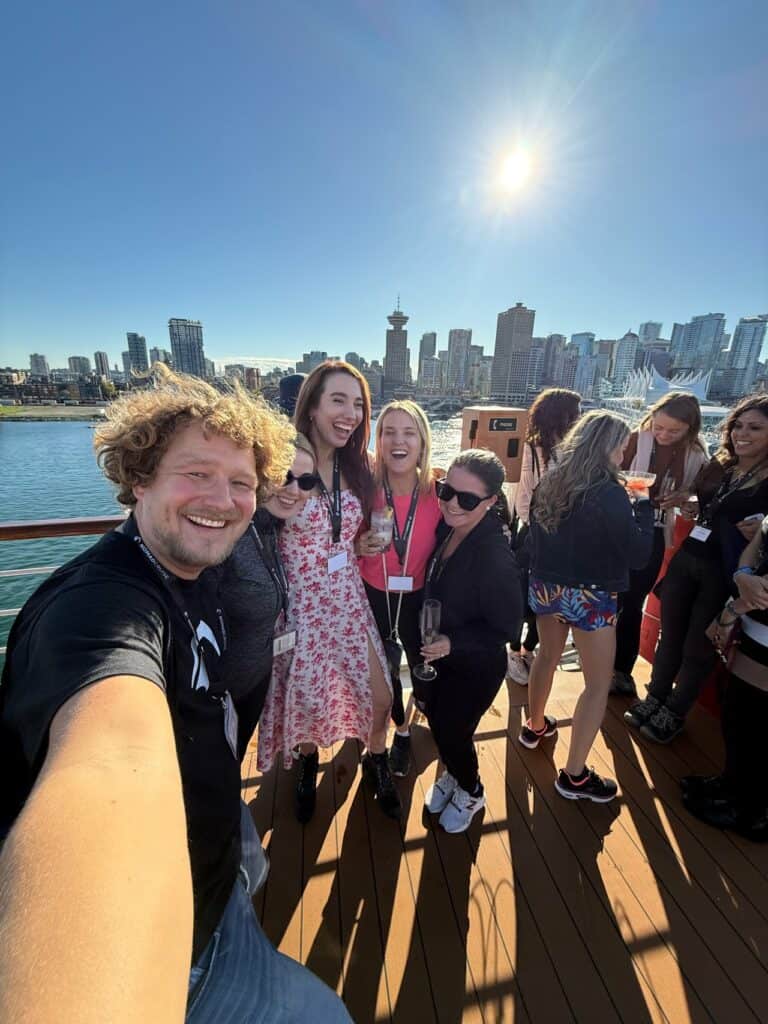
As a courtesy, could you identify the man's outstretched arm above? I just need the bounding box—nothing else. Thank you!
[0,675,193,1024]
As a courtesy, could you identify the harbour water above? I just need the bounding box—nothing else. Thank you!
[0,416,464,650]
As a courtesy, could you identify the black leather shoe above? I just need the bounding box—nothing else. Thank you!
[295,750,319,824]
[362,752,402,819]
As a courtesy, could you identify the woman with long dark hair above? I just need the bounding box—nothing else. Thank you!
[626,394,768,743]
[508,387,581,685]
[421,450,522,833]
[521,412,653,802]
[611,392,709,696]
[257,362,399,821]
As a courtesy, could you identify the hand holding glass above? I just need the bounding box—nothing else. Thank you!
[370,507,395,551]
[413,599,442,683]
[624,470,655,500]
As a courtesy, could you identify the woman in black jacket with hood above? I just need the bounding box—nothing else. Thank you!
[420,449,523,834]
[521,412,654,803]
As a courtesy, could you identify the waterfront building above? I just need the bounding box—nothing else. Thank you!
[121,351,132,378]
[670,313,726,373]
[446,329,472,392]
[419,356,442,392]
[728,315,767,394]
[296,351,331,373]
[490,302,536,402]
[574,354,598,399]
[126,333,149,374]
[94,351,111,379]
[639,321,663,344]
[542,334,566,383]
[168,318,206,378]
[67,356,91,376]
[417,332,437,386]
[345,352,364,370]
[204,358,215,380]
[29,353,50,378]
[612,331,639,394]
[552,345,580,391]
[383,304,410,395]
[244,367,260,391]
[149,346,172,367]
[570,332,595,358]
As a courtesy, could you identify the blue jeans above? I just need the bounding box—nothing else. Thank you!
[186,804,352,1023]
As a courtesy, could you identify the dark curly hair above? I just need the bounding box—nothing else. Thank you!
[525,388,582,467]
[695,393,768,499]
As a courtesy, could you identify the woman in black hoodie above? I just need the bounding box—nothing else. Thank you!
[521,412,653,803]
[420,449,523,834]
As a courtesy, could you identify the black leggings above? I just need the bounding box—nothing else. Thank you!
[614,528,666,674]
[723,673,768,814]
[648,548,729,718]
[364,582,423,727]
[425,651,506,793]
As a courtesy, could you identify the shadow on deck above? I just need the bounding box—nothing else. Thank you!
[241,662,768,1024]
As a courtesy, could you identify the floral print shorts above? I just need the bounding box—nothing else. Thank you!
[529,577,618,631]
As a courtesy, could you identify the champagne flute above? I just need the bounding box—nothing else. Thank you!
[412,599,442,684]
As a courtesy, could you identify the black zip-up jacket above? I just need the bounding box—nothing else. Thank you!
[426,513,523,660]
[529,479,654,593]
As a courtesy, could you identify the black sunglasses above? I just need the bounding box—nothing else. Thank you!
[285,470,320,491]
[435,479,493,511]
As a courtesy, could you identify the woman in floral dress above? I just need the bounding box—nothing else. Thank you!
[257,361,400,822]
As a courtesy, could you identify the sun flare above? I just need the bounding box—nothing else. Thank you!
[498,149,534,193]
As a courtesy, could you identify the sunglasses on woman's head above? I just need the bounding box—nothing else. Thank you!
[284,470,320,491]
[435,479,492,511]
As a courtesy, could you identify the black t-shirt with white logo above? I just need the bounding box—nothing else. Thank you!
[0,522,242,962]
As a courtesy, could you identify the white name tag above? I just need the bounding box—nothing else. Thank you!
[222,691,239,760]
[327,551,348,574]
[387,575,414,592]
[273,630,297,656]
[690,525,712,542]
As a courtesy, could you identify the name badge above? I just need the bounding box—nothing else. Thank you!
[690,525,712,542]
[327,551,348,574]
[388,575,414,592]
[222,691,239,760]
[273,630,297,656]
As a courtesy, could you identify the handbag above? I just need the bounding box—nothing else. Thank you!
[705,599,742,665]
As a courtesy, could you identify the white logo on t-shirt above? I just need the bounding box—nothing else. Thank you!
[190,619,221,691]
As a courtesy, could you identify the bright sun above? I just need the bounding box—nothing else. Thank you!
[498,149,533,193]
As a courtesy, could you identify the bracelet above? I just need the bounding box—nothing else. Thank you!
[733,566,755,579]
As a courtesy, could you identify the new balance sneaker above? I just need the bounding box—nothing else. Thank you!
[609,670,638,697]
[439,784,486,833]
[518,714,558,749]
[555,767,618,803]
[362,752,402,820]
[424,770,458,813]
[640,705,684,744]
[623,694,662,729]
[388,732,412,777]
[507,651,531,686]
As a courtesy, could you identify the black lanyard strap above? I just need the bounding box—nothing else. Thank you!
[702,460,768,525]
[250,522,289,609]
[383,479,420,567]
[317,452,343,544]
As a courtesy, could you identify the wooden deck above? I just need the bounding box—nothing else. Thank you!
[241,660,768,1024]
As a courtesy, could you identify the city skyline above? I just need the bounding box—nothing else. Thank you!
[1,2,766,369]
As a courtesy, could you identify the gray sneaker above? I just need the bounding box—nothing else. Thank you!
[640,705,684,744]
[610,671,638,697]
[624,694,662,729]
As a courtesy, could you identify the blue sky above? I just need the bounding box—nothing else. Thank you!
[1,0,766,371]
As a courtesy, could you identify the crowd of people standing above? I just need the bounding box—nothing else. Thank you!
[1,361,766,1023]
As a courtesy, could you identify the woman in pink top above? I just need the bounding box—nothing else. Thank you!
[358,400,442,777]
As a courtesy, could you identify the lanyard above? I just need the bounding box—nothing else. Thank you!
[383,479,420,567]
[701,460,768,526]
[250,521,289,610]
[382,509,417,642]
[317,452,343,544]
[425,529,454,595]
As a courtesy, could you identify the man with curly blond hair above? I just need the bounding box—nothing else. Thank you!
[0,367,352,1024]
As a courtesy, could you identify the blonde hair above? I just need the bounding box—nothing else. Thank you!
[373,400,433,496]
[94,363,296,506]
[532,411,630,533]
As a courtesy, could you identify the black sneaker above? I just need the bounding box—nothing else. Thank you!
[681,774,727,801]
[362,752,402,820]
[610,671,638,697]
[388,733,411,777]
[555,767,618,803]
[623,694,662,729]
[295,750,319,824]
[518,714,558,749]
[640,705,684,744]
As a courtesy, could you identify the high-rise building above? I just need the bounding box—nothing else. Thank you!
[126,333,149,373]
[639,321,662,344]
[574,354,598,399]
[490,302,536,401]
[446,329,472,392]
[204,358,216,379]
[419,356,442,391]
[552,345,580,390]
[168,318,206,378]
[542,334,566,383]
[345,352,363,370]
[417,332,437,385]
[29,353,50,377]
[670,313,726,372]
[296,351,330,373]
[570,332,595,357]
[94,351,111,378]
[383,304,410,393]
[723,315,768,397]
[612,331,639,394]
[122,351,132,377]
[149,347,172,366]
[68,356,92,376]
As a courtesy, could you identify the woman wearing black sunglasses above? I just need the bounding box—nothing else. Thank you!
[421,450,523,834]
[217,434,317,759]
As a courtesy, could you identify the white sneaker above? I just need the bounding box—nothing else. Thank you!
[507,651,530,686]
[439,785,486,834]
[424,771,458,813]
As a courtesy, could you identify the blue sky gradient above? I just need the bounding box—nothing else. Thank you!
[1,0,766,369]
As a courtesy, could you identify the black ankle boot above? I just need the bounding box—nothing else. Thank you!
[295,750,319,824]
[363,752,402,820]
